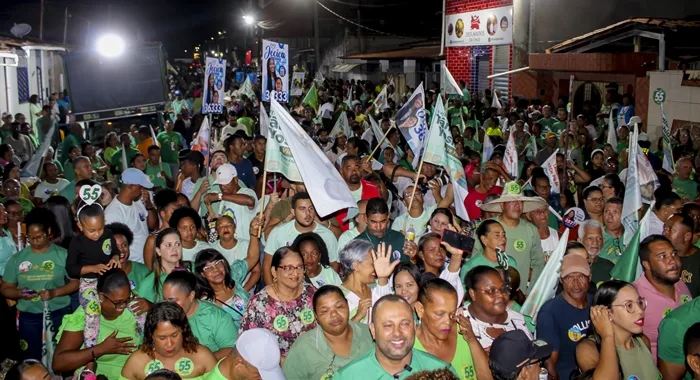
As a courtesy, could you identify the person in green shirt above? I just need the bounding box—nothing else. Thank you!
[62,145,81,182]
[163,271,238,360]
[53,269,141,378]
[2,208,78,360]
[204,328,286,380]
[659,297,700,380]
[137,228,189,303]
[120,301,217,380]
[236,109,254,137]
[461,220,518,286]
[354,198,408,263]
[105,222,150,292]
[673,157,699,202]
[684,323,700,380]
[550,108,569,136]
[283,285,374,379]
[601,198,625,264]
[0,112,13,141]
[577,220,615,287]
[538,105,556,132]
[110,133,141,175]
[157,120,184,180]
[145,145,172,189]
[333,294,456,379]
[60,123,86,164]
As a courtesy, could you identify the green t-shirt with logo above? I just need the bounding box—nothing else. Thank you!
[551,121,568,135]
[460,253,518,289]
[414,331,476,380]
[157,131,183,164]
[600,230,624,264]
[332,347,456,379]
[126,262,151,292]
[673,178,699,201]
[145,162,172,189]
[189,300,238,353]
[3,244,71,313]
[57,306,142,380]
[136,271,167,303]
[110,146,142,173]
[658,297,700,380]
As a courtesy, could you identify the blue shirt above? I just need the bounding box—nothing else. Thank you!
[231,158,256,189]
[536,294,592,379]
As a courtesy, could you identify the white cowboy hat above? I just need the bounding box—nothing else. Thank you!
[479,181,548,213]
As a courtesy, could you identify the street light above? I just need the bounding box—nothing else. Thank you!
[243,15,254,25]
[96,34,125,57]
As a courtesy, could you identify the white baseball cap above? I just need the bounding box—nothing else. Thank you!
[213,163,238,185]
[236,329,285,380]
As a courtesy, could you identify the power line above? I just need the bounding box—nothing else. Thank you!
[316,0,416,38]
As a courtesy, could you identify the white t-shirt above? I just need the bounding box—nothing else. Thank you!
[264,220,339,262]
[212,239,250,264]
[182,240,212,262]
[181,178,195,200]
[540,227,560,262]
[104,198,149,263]
[34,179,70,201]
[463,307,533,351]
[212,187,258,241]
[391,204,437,237]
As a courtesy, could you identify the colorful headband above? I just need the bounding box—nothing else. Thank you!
[77,184,104,217]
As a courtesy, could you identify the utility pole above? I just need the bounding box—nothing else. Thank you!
[63,8,69,45]
[313,1,320,72]
[39,0,45,40]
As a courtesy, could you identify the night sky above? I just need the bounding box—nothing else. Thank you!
[1,0,441,57]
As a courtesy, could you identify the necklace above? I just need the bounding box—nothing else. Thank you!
[273,283,300,302]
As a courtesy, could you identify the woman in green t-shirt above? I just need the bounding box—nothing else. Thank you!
[120,302,217,380]
[1,208,78,360]
[414,279,489,380]
[53,269,140,379]
[137,228,188,303]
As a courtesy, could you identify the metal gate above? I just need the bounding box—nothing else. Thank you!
[491,45,510,100]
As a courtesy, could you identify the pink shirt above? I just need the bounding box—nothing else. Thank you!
[633,274,692,361]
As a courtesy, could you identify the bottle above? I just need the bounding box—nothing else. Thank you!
[406,226,416,242]
[539,368,549,380]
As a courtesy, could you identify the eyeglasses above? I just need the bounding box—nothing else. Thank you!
[586,197,604,203]
[611,297,647,314]
[27,234,47,242]
[102,292,134,308]
[474,285,511,297]
[203,259,225,273]
[277,265,306,274]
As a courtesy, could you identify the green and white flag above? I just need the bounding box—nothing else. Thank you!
[660,103,675,174]
[611,201,654,282]
[267,102,302,182]
[330,111,351,139]
[423,99,469,220]
[606,108,617,152]
[503,129,518,179]
[272,99,357,218]
[345,86,354,110]
[521,228,571,321]
[24,124,56,176]
[241,76,256,99]
[621,122,641,246]
[260,104,269,138]
[527,134,537,161]
[302,83,319,112]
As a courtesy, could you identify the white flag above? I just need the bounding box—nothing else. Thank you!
[24,124,56,176]
[503,130,518,179]
[492,92,503,109]
[660,103,675,174]
[370,115,391,152]
[389,76,395,88]
[241,76,256,99]
[149,125,160,147]
[636,143,660,205]
[329,112,351,139]
[345,86,353,110]
[541,149,561,194]
[482,133,494,162]
[396,82,428,168]
[606,108,617,152]
[260,105,269,138]
[272,99,358,218]
[373,85,389,112]
[622,123,641,246]
[361,127,374,147]
[441,64,461,96]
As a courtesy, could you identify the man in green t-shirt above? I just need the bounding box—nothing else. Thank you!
[673,157,699,202]
[145,145,172,189]
[157,120,184,179]
[550,108,569,136]
[354,198,408,264]
[110,133,141,174]
[205,328,285,380]
[333,295,456,379]
[538,105,557,132]
[658,297,700,380]
[578,220,615,286]
[601,198,625,264]
[60,123,86,164]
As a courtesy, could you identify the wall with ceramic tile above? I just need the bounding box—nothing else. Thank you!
[647,70,700,150]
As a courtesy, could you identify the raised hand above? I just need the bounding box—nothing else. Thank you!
[372,242,400,279]
[590,305,614,339]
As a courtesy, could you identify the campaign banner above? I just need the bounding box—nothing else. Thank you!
[202,57,226,114]
[445,6,513,47]
[262,40,289,103]
[395,82,427,168]
[291,72,305,96]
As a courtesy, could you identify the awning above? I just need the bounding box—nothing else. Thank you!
[332,63,361,73]
[340,45,443,60]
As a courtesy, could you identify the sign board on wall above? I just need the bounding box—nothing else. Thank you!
[445,6,513,47]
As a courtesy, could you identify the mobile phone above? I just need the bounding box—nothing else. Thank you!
[22,289,37,295]
[442,230,475,253]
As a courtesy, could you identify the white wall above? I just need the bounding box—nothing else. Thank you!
[0,48,64,117]
[647,70,700,146]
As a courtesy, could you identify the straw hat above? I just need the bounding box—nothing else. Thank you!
[479,181,548,213]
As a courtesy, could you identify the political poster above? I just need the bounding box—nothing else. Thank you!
[291,72,305,96]
[445,6,513,46]
[262,40,289,103]
[202,57,226,114]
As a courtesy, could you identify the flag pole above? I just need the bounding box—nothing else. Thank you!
[258,167,268,236]
[403,156,425,232]
[366,125,395,161]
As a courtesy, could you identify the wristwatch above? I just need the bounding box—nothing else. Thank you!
[218,193,223,201]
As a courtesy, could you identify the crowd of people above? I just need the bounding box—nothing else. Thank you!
[0,72,699,380]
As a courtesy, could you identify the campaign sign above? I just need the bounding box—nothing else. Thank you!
[261,40,289,103]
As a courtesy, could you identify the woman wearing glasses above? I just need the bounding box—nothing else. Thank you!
[575,280,660,379]
[194,218,261,331]
[239,246,317,357]
[1,208,78,361]
[120,301,217,380]
[162,270,237,360]
[282,285,374,379]
[53,269,139,379]
[462,266,532,351]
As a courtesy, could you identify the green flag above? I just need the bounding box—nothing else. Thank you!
[302,83,319,112]
[610,223,641,282]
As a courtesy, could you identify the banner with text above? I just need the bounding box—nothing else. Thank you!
[262,40,289,103]
[202,57,226,114]
[445,6,513,47]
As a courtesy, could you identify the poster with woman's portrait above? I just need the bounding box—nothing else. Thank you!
[262,40,289,103]
[202,57,226,114]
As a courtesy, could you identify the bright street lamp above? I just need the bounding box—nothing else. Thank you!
[96,34,125,57]
[243,15,254,25]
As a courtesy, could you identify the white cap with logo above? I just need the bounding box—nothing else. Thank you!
[236,329,285,380]
[213,163,238,185]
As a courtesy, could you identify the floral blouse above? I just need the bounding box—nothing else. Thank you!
[239,283,317,355]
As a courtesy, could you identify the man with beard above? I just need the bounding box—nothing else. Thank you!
[600,197,625,263]
[334,155,380,232]
[263,192,339,284]
[537,254,592,380]
[333,295,456,379]
[355,198,409,264]
[315,128,332,152]
[633,235,692,361]
[664,213,700,298]
[577,219,615,286]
